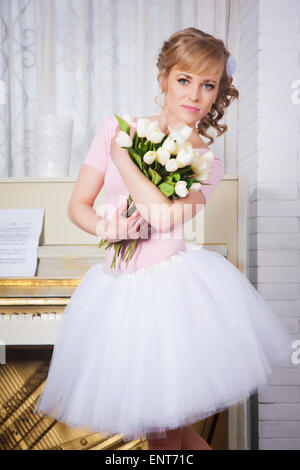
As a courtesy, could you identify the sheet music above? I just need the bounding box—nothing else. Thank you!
[0,209,44,277]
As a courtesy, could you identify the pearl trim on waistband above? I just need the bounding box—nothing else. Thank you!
[101,244,203,278]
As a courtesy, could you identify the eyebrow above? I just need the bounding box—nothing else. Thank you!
[176,73,217,84]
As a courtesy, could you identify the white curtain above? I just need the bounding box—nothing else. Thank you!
[0,0,239,177]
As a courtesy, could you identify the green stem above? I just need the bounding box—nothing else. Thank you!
[125,239,137,268]
[122,240,133,261]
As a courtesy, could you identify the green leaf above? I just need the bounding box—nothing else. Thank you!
[158,181,175,197]
[165,175,173,182]
[146,141,151,152]
[181,165,194,176]
[186,178,194,189]
[171,172,180,182]
[160,134,169,146]
[132,130,138,148]
[148,168,162,185]
[128,149,143,170]
[114,114,130,134]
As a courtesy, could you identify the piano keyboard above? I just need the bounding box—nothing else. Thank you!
[0,311,64,346]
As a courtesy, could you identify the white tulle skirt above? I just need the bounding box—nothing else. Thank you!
[33,244,292,442]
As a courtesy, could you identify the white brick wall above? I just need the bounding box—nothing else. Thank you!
[238,0,300,450]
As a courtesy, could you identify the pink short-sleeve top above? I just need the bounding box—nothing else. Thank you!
[83,114,225,273]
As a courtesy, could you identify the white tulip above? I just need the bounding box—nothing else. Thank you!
[156,147,170,165]
[175,180,189,197]
[178,124,193,140]
[162,137,177,154]
[176,148,193,168]
[189,182,202,192]
[192,149,201,159]
[191,159,209,174]
[184,141,192,152]
[200,150,214,162]
[167,124,193,140]
[147,128,165,144]
[190,151,211,172]
[199,159,210,171]
[196,171,210,181]
[115,130,133,148]
[174,136,186,154]
[190,160,200,173]
[168,129,181,140]
[165,158,178,172]
[120,113,134,126]
[168,130,186,153]
[178,126,192,141]
[193,172,204,182]
[143,150,157,165]
[145,120,159,138]
[137,118,151,138]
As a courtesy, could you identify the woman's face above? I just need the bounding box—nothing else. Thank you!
[161,66,223,128]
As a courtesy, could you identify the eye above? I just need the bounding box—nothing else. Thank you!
[178,78,189,85]
[204,83,215,90]
[177,79,215,90]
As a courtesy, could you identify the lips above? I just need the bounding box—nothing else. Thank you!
[181,105,200,111]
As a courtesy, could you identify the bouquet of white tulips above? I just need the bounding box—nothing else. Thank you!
[99,113,213,269]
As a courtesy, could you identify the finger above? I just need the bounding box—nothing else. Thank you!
[116,200,128,218]
[129,216,143,230]
[128,217,142,234]
[128,226,139,239]
[130,211,141,220]
[129,216,140,228]
[139,220,149,239]
[130,208,142,218]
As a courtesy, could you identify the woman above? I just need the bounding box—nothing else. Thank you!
[34,28,292,451]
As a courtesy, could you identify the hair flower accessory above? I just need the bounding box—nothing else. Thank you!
[226,54,236,76]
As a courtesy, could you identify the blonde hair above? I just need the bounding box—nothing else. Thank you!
[155,27,239,145]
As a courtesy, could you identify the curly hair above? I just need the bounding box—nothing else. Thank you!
[155,27,239,145]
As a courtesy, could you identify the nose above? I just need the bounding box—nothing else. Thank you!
[188,84,202,104]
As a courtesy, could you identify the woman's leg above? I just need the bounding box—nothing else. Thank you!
[147,427,184,450]
[180,426,213,450]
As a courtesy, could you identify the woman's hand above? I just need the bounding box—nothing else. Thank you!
[104,201,148,243]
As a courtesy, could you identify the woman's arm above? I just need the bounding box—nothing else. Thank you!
[169,156,225,230]
[67,163,145,241]
[67,116,112,237]
[67,164,108,237]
